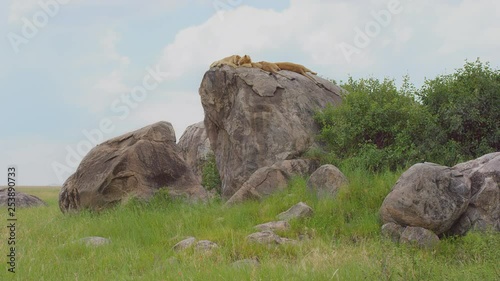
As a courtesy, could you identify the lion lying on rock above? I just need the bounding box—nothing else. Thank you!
[210,55,241,68]
[274,62,317,83]
[209,54,318,83]
[250,61,293,80]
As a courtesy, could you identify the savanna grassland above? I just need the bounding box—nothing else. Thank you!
[1,59,498,280]
[1,169,499,281]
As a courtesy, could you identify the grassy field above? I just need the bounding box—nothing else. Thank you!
[1,170,499,281]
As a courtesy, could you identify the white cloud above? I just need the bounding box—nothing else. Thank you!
[92,70,129,97]
[435,0,500,56]
[90,29,131,105]
[75,28,131,112]
[100,29,130,66]
[156,0,419,79]
[157,6,289,79]
[128,91,205,140]
[155,0,500,78]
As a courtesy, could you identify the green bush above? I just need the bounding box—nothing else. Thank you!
[316,59,500,170]
[419,59,500,163]
[201,152,222,194]
[315,76,440,171]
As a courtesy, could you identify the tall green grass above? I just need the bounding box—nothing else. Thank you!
[1,170,499,281]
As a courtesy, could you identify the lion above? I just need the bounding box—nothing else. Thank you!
[210,55,242,68]
[251,61,293,80]
[238,55,253,67]
[252,61,280,73]
[274,62,317,83]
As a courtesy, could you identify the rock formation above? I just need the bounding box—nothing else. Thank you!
[380,152,500,237]
[178,121,212,182]
[379,163,470,235]
[448,152,500,235]
[199,65,343,198]
[59,121,207,213]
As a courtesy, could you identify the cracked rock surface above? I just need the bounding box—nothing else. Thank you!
[200,66,343,199]
[380,153,500,236]
[380,163,470,235]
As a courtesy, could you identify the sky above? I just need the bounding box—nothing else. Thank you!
[1,0,499,186]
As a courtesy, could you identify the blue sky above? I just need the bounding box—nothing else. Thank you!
[1,0,499,186]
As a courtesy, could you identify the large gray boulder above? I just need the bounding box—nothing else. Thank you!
[379,163,470,235]
[448,152,500,235]
[178,121,212,182]
[226,159,318,205]
[59,121,208,212]
[200,66,343,198]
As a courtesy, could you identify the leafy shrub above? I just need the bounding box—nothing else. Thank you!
[315,59,500,169]
[315,76,440,171]
[419,59,500,163]
[201,152,222,194]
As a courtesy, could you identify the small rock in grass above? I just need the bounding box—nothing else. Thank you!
[381,222,405,242]
[254,221,290,232]
[78,236,111,247]
[232,258,260,268]
[277,202,313,221]
[279,237,298,245]
[247,231,282,245]
[306,164,348,198]
[400,226,440,249]
[195,240,219,252]
[173,237,196,251]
